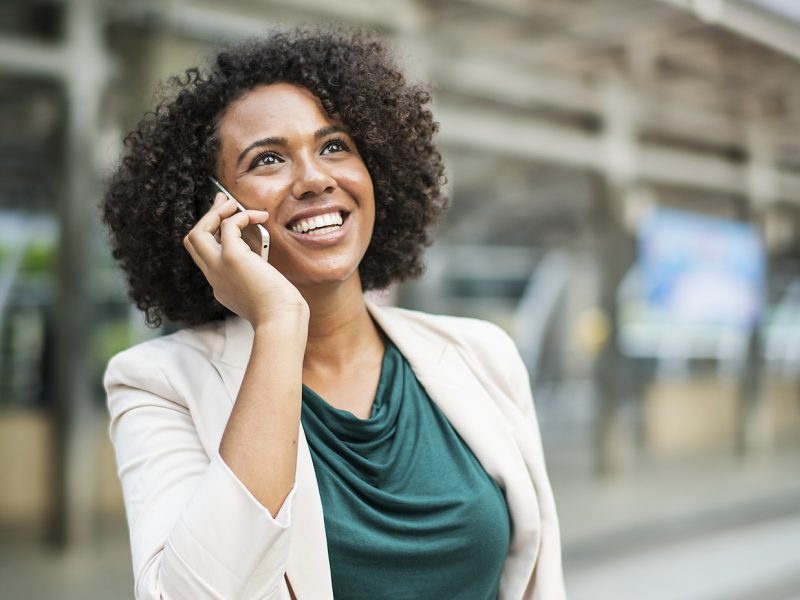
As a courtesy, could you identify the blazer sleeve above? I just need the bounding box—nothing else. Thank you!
[104,344,296,600]
[500,331,566,600]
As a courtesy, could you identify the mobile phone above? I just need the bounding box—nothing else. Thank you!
[208,176,270,262]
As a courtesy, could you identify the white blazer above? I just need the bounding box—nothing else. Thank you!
[104,299,565,599]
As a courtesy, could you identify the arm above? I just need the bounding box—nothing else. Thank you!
[106,335,300,600]
[220,313,308,517]
[108,195,311,599]
[500,331,566,600]
[185,191,312,517]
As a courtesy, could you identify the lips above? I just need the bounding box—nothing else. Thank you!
[284,208,353,248]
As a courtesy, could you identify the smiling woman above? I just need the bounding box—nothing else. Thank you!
[101,28,565,600]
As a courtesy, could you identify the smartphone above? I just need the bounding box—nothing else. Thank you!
[208,176,270,262]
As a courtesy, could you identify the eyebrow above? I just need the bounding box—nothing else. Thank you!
[236,125,349,168]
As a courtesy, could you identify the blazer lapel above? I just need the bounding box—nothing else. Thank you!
[367,301,541,599]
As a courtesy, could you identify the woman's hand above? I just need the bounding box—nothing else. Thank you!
[183,192,309,327]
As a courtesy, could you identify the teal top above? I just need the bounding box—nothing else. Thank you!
[300,336,511,600]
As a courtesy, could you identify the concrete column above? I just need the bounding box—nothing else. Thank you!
[593,72,639,476]
[737,118,777,456]
[50,0,110,548]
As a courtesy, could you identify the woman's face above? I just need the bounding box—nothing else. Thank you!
[214,83,375,290]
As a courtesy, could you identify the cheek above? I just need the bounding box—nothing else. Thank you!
[251,181,286,212]
[342,160,374,195]
[354,174,376,219]
[360,167,375,198]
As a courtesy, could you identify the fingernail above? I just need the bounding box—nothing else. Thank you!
[213,192,225,205]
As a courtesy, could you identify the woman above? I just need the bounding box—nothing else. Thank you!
[102,28,564,600]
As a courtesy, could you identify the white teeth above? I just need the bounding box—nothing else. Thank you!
[308,224,341,235]
[291,211,344,233]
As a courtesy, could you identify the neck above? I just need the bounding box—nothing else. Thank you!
[298,279,383,375]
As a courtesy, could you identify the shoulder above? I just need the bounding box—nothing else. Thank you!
[378,304,523,375]
[377,303,534,419]
[103,319,227,400]
[379,304,515,344]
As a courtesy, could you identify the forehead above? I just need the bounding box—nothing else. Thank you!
[216,83,333,145]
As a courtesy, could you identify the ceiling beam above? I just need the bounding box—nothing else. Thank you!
[0,36,66,78]
[431,57,596,113]
[437,102,800,202]
[116,0,431,39]
[431,54,796,150]
[437,103,601,170]
[656,0,800,61]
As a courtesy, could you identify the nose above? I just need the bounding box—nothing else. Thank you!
[291,155,337,200]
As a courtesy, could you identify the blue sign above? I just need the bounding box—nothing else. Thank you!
[638,208,765,329]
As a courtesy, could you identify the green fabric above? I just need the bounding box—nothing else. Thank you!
[301,337,511,600]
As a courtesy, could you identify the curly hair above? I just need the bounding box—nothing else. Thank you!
[102,28,447,327]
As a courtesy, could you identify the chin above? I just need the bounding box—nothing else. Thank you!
[290,263,362,289]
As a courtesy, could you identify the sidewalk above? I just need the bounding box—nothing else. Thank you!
[2,446,798,600]
[551,446,800,599]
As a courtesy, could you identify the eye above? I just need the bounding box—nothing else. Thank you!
[321,138,350,155]
[250,151,283,170]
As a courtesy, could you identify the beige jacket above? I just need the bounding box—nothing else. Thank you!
[104,299,565,599]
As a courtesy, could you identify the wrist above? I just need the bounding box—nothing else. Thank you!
[252,303,310,334]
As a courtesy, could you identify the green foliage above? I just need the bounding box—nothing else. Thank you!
[0,240,56,274]
[92,319,133,366]
[21,241,56,273]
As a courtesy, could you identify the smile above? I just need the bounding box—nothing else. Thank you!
[285,211,352,247]
[289,210,346,234]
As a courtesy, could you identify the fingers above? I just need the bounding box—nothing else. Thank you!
[183,193,233,270]
[185,195,243,255]
[220,209,269,239]
[220,210,269,255]
[183,235,210,275]
[196,193,239,234]
[186,203,269,269]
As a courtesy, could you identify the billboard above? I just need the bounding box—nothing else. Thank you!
[638,207,765,330]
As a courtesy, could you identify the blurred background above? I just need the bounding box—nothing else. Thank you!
[2,0,800,598]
